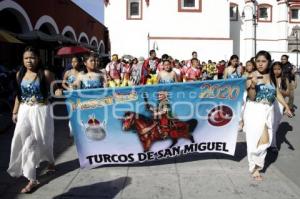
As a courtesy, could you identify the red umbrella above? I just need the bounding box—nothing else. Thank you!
[57,46,90,56]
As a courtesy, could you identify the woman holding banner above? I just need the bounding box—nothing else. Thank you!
[74,52,107,89]
[223,55,242,79]
[244,51,293,181]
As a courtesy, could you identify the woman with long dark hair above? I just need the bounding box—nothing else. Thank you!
[74,52,107,89]
[62,56,80,90]
[244,51,293,181]
[270,61,290,150]
[223,55,242,79]
[7,47,57,193]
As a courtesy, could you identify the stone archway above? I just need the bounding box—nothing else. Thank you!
[35,15,59,35]
[78,32,89,44]
[62,26,77,41]
[99,41,105,54]
[0,0,33,33]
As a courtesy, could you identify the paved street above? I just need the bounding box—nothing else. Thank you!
[0,78,299,199]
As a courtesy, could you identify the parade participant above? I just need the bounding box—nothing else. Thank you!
[181,60,186,67]
[239,60,256,132]
[121,57,131,87]
[156,54,169,73]
[192,51,198,59]
[144,50,160,85]
[173,59,184,82]
[206,60,218,80]
[105,54,121,87]
[281,55,297,112]
[244,51,293,181]
[217,60,226,79]
[75,52,107,89]
[186,51,198,68]
[201,62,208,80]
[146,50,160,73]
[62,56,80,90]
[243,60,256,78]
[129,57,143,86]
[95,55,101,71]
[62,56,81,141]
[223,55,242,79]
[270,61,290,150]
[185,58,201,82]
[157,60,177,84]
[7,47,58,193]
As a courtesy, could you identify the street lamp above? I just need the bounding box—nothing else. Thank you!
[242,0,257,56]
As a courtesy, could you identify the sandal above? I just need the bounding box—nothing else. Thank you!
[252,174,263,181]
[21,181,40,193]
[251,168,263,181]
[251,171,263,181]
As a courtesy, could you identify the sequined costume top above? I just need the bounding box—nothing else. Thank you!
[66,75,76,85]
[227,70,241,79]
[159,75,175,84]
[255,83,276,104]
[20,79,45,104]
[81,79,103,89]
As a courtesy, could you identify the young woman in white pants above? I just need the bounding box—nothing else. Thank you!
[244,51,293,181]
[7,47,58,193]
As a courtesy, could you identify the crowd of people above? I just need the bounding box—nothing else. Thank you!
[6,46,298,193]
[61,50,297,113]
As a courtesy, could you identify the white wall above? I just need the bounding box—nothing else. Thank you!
[104,0,300,62]
[149,39,233,62]
[237,0,291,62]
[104,0,232,60]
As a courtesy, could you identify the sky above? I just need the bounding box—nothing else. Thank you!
[72,0,104,23]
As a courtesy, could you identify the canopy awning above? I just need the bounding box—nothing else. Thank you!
[55,34,77,45]
[0,30,24,44]
[16,30,77,45]
[17,30,57,42]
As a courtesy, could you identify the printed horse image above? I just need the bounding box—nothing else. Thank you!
[121,111,198,152]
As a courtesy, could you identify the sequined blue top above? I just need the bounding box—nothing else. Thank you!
[255,83,276,104]
[227,71,241,79]
[159,75,175,84]
[159,79,175,84]
[67,75,76,85]
[81,79,103,89]
[20,80,45,103]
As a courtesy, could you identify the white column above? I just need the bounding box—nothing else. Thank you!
[277,0,289,52]
[242,1,255,61]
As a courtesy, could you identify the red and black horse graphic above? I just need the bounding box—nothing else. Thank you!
[121,111,198,152]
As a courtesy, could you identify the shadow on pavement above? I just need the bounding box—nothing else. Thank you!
[52,176,131,199]
[0,101,77,198]
[37,159,79,188]
[277,122,294,151]
[262,122,294,173]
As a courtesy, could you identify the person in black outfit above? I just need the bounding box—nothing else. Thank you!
[281,55,297,112]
